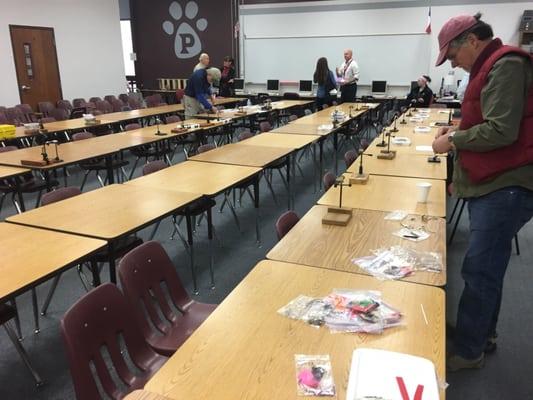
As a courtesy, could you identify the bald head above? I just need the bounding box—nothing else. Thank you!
[199,53,210,67]
[343,49,353,62]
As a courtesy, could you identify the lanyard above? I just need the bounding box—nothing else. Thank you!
[343,59,353,78]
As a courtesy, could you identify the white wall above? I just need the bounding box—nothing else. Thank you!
[0,0,126,107]
[240,1,529,96]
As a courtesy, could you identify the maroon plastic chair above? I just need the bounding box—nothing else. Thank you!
[104,95,117,103]
[238,129,254,141]
[118,93,129,103]
[37,101,55,117]
[175,89,185,103]
[1,304,43,386]
[288,114,298,122]
[259,121,272,133]
[72,98,86,108]
[72,131,95,141]
[50,108,69,121]
[275,210,300,240]
[125,123,141,131]
[142,160,168,176]
[110,98,125,112]
[61,283,167,400]
[5,107,25,126]
[128,98,142,110]
[344,149,358,168]
[165,115,181,124]
[0,112,8,125]
[323,172,336,191]
[95,100,113,114]
[145,95,158,108]
[40,117,56,123]
[41,186,81,206]
[56,99,73,115]
[197,143,215,153]
[118,241,217,356]
[88,96,102,103]
[16,104,37,122]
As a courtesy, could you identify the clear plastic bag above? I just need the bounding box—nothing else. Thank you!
[278,296,333,327]
[392,227,430,242]
[295,354,336,396]
[277,295,315,320]
[384,210,408,220]
[323,290,402,334]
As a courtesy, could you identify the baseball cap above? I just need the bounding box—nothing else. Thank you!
[435,15,477,66]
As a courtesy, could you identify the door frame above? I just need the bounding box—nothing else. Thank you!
[9,24,63,105]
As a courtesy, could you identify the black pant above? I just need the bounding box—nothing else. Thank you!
[340,83,357,103]
[316,95,333,109]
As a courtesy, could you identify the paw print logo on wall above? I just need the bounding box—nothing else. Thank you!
[162,1,208,59]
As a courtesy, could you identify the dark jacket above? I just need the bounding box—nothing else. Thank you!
[219,66,236,97]
[406,85,433,107]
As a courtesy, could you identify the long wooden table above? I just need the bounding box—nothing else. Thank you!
[189,143,292,168]
[347,150,447,180]
[318,174,446,218]
[144,260,445,399]
[7,184,200,283]
[267,205,446,286]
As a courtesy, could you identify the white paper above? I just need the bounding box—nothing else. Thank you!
[346,348,440,400]
[416,145,434,152]
[414,126,431,133]
[391,137,411,146]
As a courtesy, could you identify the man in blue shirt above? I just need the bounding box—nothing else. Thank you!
[183,67,221,118]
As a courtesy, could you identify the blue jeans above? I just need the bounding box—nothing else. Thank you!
[455,186,533,359]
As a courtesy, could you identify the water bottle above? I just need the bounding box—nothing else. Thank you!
[246,98,252,107]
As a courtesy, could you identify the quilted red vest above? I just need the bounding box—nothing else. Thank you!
[459,38,533,183]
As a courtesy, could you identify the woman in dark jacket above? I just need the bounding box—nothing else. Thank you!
[219,56,236,97]
[406,75,434,107]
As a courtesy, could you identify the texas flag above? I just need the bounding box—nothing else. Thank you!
[425,7,432,34]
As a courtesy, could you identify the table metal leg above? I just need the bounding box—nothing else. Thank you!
[185,214,198,294]
[105,156,115,184]
[108,241,117,284]
[254,176,261,247]
[207,208,215,290]
[334,132,339,175]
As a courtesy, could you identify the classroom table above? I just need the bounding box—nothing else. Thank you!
[126,161,263,244]
[0,165,32,212]
[367,127,438,156]
[144,260,445,400]
[7,184,200,284]
[267,205,446,286]
[271,123,332,136]
[346,150,447,180]
[124,390,173,400]
[0,222,106,331]
[189,143,295,208]
[317,174,446,218]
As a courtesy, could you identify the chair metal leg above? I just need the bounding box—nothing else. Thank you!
[207,209,215,289]
[96,172,105,187]
[264,174,279,205]
[224,192,242,232]
[79,170,90,191]
[448,199,466,245]
[40,275,61,316]
[128,157,140,180]
[448,198,461,224]
[4,323,44,387]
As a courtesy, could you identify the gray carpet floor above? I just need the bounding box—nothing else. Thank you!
[0,127,532,399]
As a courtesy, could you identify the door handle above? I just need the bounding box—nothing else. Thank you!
[21,85,31,91]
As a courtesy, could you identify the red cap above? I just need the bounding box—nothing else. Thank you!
[435,15,477,66]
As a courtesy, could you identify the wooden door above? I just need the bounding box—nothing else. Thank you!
[10,25,62,110]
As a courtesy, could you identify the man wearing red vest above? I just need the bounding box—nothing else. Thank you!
[433,13,533,371]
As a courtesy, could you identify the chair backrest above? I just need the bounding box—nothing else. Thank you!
[275,211,300,240]
[56,99,73,113]
[197,143,215,153]
[15,104,36,122]
[118,241,195,341]
[38,101,55,117]
[288,114,298,122]
[165,115,181,124]
[40,117,56,123]
[283,92,300,100]
[344,149,357,168]
[145,95,158,108]
[125,123,141,131]
[41,187,81,206]
[0,112,8,125]
[238,129,254,141]
[128,98,142,110]
[95,100,113,114]
[323,172,336,191]
[110,99,125,112]
[322,104,329,110]
[72,98,86,108]
[50,108,69,121]
[104,95,117,103]
[89,97,102,103]
[5,107,25,126]
[304,109,312,116]
[61,283,163,400]
[118,93,129,103]
[72,131,95,141]
[142,160,168,176]
[259,121,272,133]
